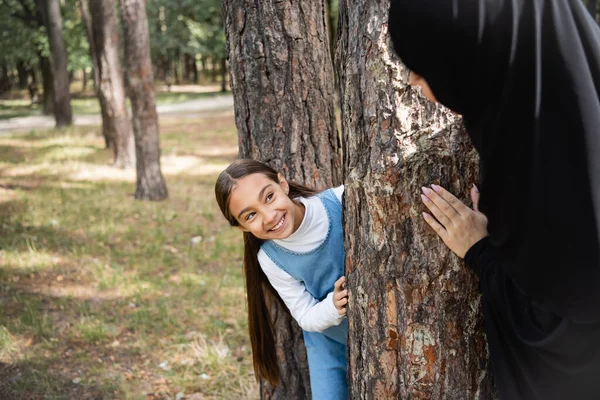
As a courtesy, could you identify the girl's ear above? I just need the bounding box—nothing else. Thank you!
[278,173,290,195]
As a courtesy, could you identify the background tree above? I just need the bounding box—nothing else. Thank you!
[38,0,73,126]
[120,0,168,201]
[81,0,135,168]
[336,0,495,398]
[222,0,341,397]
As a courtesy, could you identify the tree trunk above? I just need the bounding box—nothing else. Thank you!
[17,61,28,89]
[39,55,54,115]
[41,0,73,127]
[0,63,8,94]
[120,0,168,201]
[81,68,87,90]
[85,0,135,168]
[184,53,193,82]
[220,57,227,92]
[200,56,206,81]
[80,0,112,149]
[223,0,341,397]
[336,1,495,399]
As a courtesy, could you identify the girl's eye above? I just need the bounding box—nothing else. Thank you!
[266,193,274,202]
[245,212,256,221]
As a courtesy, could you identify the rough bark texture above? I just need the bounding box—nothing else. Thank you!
[85,0,135,168]
[42,0,73,127]
[79,0,112,149]
[336,1,495,399]
[222,0,341,397]
[120,0,168,201]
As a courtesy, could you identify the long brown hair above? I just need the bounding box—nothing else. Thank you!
[214,159,316,385]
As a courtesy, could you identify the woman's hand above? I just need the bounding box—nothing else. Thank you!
[333,276,348,316]
[420,184,488,258]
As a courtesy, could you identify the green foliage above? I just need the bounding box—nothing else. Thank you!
[0,0,48,65]
[147,0,226,63]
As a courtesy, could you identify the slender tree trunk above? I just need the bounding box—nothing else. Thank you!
[223,0,341,397]
[80,0,112,149]
[39,55,54,115]
[17,61,28,89]
[183,53,193,82]
[200,56,206,82]
[41,0,73,127]
[81,68,87,90]
[336,1,495,398]
[85,0,135,168]
[0,63,10,95]
[192,55,199,84]
[120,0,168,201]
[220,57,227,92]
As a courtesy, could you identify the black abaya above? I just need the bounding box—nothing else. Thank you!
[388,0,600,398]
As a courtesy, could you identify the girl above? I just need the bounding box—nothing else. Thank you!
[215,159,349,400]
[389,0,600,398]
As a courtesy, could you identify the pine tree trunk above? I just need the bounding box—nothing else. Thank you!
[41,0,73,127]
[222,0,341,397]
[220,57,227,92]
[17,61,28,89]
[192,55,199,84]
[39,55,54,115]
[336,1,495,398]
[120,0,168,201]
[86,0,135,168]
[80,0,112,149]
[81,68,87,90]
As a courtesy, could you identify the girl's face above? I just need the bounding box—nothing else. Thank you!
[409,71,438,103]
[228,173,305,240]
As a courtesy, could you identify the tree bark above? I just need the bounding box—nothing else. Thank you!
[336,1,495,398]
[220,57,227,92]
[120,0,168,201]
[17,61,28,89]
[39,55,54,115]
[222,0,341,397]
[40,0,73,127]
[0,63,10,95]
[81,68,87,91]
[80,0,112,149]
[192,55,199,83]
[84,0,135,168]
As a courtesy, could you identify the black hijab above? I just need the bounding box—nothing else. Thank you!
[389,0,600,321]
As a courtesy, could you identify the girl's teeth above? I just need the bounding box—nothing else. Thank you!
[272,216,284,231]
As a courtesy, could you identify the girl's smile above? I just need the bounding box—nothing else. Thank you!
[228,173,305,240]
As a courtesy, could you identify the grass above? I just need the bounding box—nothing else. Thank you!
[0,110,256,399]
[0,85,229,120]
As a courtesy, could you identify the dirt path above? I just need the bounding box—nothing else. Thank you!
[0,94,233,135]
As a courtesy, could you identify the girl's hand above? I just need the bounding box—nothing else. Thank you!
[420,184,488,258]
[333,276,348,316]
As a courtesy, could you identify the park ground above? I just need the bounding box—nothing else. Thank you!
[0,86,257,399]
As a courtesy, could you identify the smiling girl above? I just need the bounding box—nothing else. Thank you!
[215,159,348,399]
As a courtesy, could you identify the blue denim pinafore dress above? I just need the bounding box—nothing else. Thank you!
[261,188,348,400]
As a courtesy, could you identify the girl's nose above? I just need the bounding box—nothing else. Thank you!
[264,208,278,226]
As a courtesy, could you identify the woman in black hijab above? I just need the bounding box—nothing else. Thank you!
[388,0,600,398]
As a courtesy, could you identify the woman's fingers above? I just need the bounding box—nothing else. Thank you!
[471,184,480,212]
[334,276,345,291]
[430,184,470,215]
[421,188,454,228]
[422,212,449,241]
